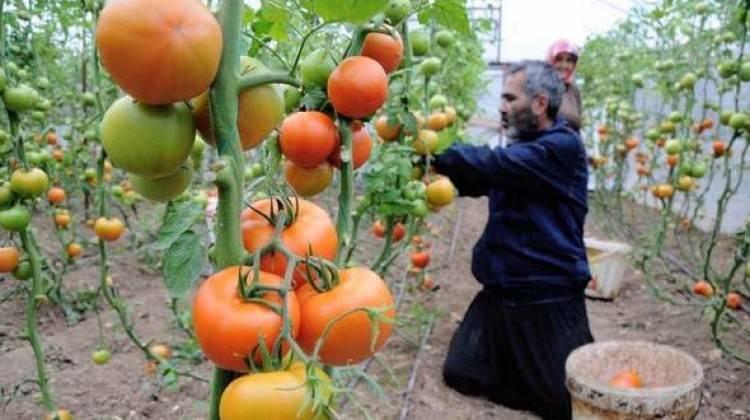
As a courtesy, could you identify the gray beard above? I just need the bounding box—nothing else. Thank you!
[506,107,541,141]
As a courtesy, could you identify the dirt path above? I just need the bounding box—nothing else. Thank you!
[1,196,748,419]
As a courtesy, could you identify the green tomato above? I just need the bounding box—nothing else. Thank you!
[36,77,50,90]
[283,86,301,113]
[300,49,335,88]
[82,92,97,107]
[419,57,442,77]
[739,62,750,82]
[27,152,44,166]
[3,84,39,112]
[111,185,124,198]
[664,139,682,155]
[5,62,18,75]
[410,31,430,56]
[436,30,455,48]
[429,94,447,109]
[690,162,707,178]
[384,0,410,24]
[35,98,51,112]
[721,31,737,43]
[84,129,98,142]
[412,199,429,218]
[0,129,8,144]
[128,161,193,202]
[729,113,749,131]
[694,2,709,14]
[0,183,14,206]
[646,128,661,141]
[31,110,46,122]
[10,168,49,198]
[84,168,97,180]
[679,72,696,90]
[100,96,196,179]
[92,349,112,365]
[251,162,264,178]
[0,206,31,232]
[720,110,734,125]
[718,61,737,79]
[244,166,255,181]
[12,260,32,280]
[16,68,29,80]
[668,111,683,123]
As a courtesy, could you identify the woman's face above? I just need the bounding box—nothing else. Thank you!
[553,52,577,80]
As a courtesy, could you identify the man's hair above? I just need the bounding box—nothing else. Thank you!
[507,60,565,119]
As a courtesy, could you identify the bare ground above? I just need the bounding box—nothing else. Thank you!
[1,195,749,419]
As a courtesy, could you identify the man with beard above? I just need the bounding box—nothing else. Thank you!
[433,60,593,420]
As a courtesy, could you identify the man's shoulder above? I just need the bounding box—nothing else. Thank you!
[538,124,583,153]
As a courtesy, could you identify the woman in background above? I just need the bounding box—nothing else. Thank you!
[547,39,582,132]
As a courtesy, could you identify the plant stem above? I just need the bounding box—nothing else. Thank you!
[335,120,354,263]
[208,0,247,418]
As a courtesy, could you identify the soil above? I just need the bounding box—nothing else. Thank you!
[1,195,749,419]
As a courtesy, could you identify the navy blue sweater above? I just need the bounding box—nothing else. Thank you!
[433,119,591,301]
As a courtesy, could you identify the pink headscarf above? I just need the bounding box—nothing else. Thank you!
[546,39,580,84]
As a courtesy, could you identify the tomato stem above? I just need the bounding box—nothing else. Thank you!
[335,119,354,263]
[236,72,300,95]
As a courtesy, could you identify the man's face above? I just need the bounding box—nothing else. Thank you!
[500,71,547,140]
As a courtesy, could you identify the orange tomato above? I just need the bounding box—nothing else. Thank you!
[54,211,71,228]
[96,0,222,104]
[296,267,395,366]
[624,137,639,150]
[94,217,125,241]
[666,154,679,167]
[284,161,333,197]
[713,140,726,157]
[426,112,449,131]
[0,247,20,273]
[375,115,401,141]
[361,31,404,74]
[727,292,742,310]
[47,187,66,205]
[241,198,337,288]
[193,267,300,372]
[328,122,373,170]
[327,56,388,119]
[66,242,83,258]
[279,111,338,168]
[609,369,643,389]
[46,132,58,146]
[693,280,714,297]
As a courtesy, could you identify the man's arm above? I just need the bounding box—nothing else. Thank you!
[433,132,582,198]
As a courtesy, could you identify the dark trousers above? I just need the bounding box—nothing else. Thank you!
[442,287,594,420]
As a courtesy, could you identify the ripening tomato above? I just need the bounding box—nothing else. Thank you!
[0,246,20,273]
[94,217,125,241]
[284,161,333,197]
[279,111,338,168]
[47,187,66,205]
[375,115,401,141]
[45,409,73,420]
[54,210,71,228]
[411,251,430,268]
[327,56,388,119]
[713,140,726,157]
[412,130,439,155]
[10,167,49,198]
[444,106,457,125]
[193,266,300,371]
[609,369,643,389]
[361,32,404,74]
[66,242,83,258]
[96,0,222,104]
[149,344,173,360]
[392,222,406,242]
[426,112,448,131]
[192,57,284,151]
[693,280,713,297]
[624,137,639,150]
[426,178,456,207]
[219,362,332,420]
[727,292,742,310]
[101,97,196,179]
[328,122,373,170]
[296,267,395,366]
[241,198,337,288]
[372,220,386,238]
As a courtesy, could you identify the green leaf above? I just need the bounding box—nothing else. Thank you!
[163,230,206,299]
[306,0,388,24]
[418,0,470,35]
[301,84,329,110]
[156,200,203,251]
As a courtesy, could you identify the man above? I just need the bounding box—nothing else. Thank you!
[434,60,593,420]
